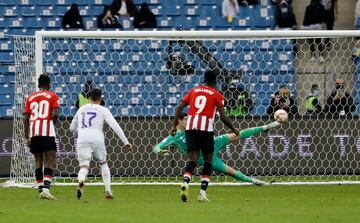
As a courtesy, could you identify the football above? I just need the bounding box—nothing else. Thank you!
[274,109,288,123]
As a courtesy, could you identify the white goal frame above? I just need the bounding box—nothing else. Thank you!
[11,30,360,186]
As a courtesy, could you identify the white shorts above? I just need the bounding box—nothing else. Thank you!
[76,143,107,167]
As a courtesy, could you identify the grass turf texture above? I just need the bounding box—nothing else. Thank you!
[0,185,359,223]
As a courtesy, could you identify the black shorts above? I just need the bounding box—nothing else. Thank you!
[185,130,214,154]
[30,136,57,154]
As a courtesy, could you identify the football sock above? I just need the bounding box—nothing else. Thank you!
[100,163,111,193]
[234,171,253,183]
[78,167,89,184]
[183,161,197,184]
[35,168,43,193]
[239,127,264,139]
[200,162,212,192]
[43,168,53,190]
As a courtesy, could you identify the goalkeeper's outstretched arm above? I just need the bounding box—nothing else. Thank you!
[153,135,176,155]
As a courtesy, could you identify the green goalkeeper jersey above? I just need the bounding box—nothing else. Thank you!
[153,130,231,166]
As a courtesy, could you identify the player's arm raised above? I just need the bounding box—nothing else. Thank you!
[218,106,239,136]
[104,109,132,152]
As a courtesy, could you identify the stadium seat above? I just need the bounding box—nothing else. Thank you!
[151,5,163,17]
[184,6,199,17]
[213,17,232,29]
[24,17,43,29]
[0,94,11,105]
[118,18,133,30]
[43,17,61,29]
[239,6,252,18]
[199,5,218,18]
[142,0,162,5]
[234,17,251,30]
[7,18,23,28]
[0,106,13,117]
[157,17,172,29]
[0,0,15,6]
[196,17,213,29]
[0,51,13,63]
[16,0,36,5]
[38,6,54,16]
[0,84,12,94]
[198,0,217,5]
[0,75,7,84]
[0,38,12,52]
[274,39,294,51]
[184,0,199,5]
[172,16,194,30]
[2,6,18,17]
[163,3,181,17]
[19,5,36,16]
[255,40,274,51]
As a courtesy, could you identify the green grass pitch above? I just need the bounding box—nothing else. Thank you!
[0,185,359,223]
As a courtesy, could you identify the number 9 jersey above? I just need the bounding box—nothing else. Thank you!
[182,86,224,132]
[23,90,59,137]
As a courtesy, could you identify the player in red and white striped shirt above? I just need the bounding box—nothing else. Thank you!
[24,74,59,200]
[171,70,239,202]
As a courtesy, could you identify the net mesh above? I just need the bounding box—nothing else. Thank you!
[11,36,37,185]
[11,32,360,185]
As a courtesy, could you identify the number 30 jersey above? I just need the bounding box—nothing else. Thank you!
[24,90,59,137]
[70,104,129,146]
[182,85,224,132]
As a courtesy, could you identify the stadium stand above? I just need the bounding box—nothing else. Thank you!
[0,0,298,117]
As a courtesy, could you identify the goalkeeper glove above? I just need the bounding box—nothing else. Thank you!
[153,146,170,156]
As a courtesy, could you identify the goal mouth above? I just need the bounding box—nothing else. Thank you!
[10,30,360,186]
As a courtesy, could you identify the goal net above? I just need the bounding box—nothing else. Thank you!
[11,31,360,186]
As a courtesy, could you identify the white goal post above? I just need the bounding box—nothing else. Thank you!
[10,30,360,186]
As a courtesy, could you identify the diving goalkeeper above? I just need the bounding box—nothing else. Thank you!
[153,114,280,185]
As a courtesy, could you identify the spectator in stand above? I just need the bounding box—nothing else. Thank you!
[61,4,84,29]
[322,0,338,48]
[355,0,360,27]
[224,83,253,117]
[97,5,122,29]
[133,3,157,29]
[324,79,355,116]
[110,0,137,18]
[303,0,326,63]
[275,0,297,30]
[237,0,258,6]
[222,0,240,22]
[75,80,105,109]
[267,87,298,117]
[305,84,322,115]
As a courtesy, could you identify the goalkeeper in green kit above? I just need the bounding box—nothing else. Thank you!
[153,114,281,185]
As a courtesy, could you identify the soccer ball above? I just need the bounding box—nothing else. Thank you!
[274,109,288,123]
